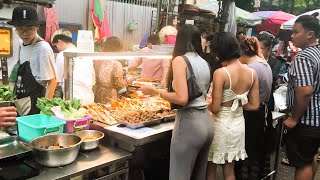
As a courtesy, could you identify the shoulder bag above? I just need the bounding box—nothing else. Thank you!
[169,55,203,109]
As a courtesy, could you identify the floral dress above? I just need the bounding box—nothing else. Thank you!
[93,60,126,103]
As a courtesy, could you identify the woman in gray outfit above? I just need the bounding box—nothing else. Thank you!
[141,24,213,180]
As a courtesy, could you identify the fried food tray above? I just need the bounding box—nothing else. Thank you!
[117,118,162,129]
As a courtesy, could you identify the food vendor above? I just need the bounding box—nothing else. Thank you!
[93,36,133,103]
[128,34,170,87]
[7,6,57,115]
[51,29,95,105]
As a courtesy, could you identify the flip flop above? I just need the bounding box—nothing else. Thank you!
[281,158,290,165]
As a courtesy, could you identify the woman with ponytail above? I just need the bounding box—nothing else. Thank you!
[235,35,273,180]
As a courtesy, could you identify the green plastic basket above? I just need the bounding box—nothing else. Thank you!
[17,114,66,142]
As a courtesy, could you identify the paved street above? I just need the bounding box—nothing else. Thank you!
[215,150,320,180]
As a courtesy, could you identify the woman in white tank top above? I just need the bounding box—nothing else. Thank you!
[207,32,260,180]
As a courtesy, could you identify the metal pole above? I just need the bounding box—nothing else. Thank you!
[273,116,286,180]
[0,57,9,85]
[64,57,74,100]
[156,0,163,32]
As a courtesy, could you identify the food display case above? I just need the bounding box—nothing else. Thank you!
[63,51,174,128]
[63,51,174,179]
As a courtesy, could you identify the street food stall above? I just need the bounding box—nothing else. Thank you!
[62,51,174,179]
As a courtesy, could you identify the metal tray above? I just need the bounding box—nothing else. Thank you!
[0,136,32,160]
[117,118,162,129]
[161,114,176,121]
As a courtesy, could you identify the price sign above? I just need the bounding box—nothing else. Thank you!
[0,27,13,57]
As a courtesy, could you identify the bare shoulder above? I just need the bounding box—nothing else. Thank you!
[172,56,186,67]
[213,68,227,81]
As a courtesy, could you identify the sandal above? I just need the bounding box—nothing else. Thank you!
[281,158,290,165]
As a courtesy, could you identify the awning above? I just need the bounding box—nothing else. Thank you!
[196,0,262,27]
[281,9,320,30]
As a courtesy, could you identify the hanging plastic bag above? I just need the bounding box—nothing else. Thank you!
[273,86,287,112]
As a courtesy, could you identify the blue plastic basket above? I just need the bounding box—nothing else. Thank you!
[16,114,66,142]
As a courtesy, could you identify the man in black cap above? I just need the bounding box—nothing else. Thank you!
[7,5,57,115]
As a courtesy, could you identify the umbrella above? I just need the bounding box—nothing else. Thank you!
[196,0,262,27]
[281,9,320,30]
[253,11,295,37]
[253,11,296,24]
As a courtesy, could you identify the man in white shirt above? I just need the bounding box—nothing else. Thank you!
[51,30,95,105]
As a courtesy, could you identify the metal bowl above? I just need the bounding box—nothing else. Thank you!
[30,134,82,167]
[74,130,104,151]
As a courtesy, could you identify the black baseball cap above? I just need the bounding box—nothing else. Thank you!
[7,5,40,26]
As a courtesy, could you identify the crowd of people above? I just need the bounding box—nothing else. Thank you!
[141,14,320,180]
[1,4,320,180]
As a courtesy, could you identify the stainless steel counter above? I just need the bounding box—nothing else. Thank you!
[104,121,174,151]
[26,145,131,180]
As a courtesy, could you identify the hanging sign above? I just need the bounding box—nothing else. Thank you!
[0,27,13,57]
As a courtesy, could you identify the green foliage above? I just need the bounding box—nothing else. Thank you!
[260,0,319,15]
[294,0,314,7]
[235,0,255,12]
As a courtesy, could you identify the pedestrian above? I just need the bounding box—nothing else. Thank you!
[51,29,95,105]
[284,14,320,180]
[7,5,57,115]
[141,24,213,180]
[206,32,260,180]
[257,31,281,90]
[201,32,221,76]
[235,35,273,180]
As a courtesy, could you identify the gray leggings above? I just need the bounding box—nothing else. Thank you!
[170,108,214,180]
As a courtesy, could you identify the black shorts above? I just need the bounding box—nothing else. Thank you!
[284,123,320,168]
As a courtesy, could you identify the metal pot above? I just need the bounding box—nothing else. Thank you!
[30,134,82,167]
[74,130,104,151]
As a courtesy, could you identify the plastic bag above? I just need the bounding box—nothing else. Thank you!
[273,86,287,112]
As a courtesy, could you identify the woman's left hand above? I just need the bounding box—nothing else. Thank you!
[140,85,158,95]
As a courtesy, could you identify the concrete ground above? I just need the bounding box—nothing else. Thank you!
[216,149,320,180]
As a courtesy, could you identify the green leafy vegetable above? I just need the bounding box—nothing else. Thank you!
[36,98,86,119]
[0,85,14,102]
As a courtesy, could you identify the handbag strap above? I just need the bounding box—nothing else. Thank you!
[182,55,196,78]
[182,55,212,93]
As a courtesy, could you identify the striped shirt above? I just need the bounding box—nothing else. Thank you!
[287,44,320,127]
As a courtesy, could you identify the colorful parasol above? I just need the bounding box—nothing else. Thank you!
[253,11,296,24]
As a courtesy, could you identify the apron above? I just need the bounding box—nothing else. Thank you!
[14,36,46,115]
[15,61,46,115]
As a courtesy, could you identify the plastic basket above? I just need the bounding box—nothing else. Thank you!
[61,115,91,133]
[16,114,66,142]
